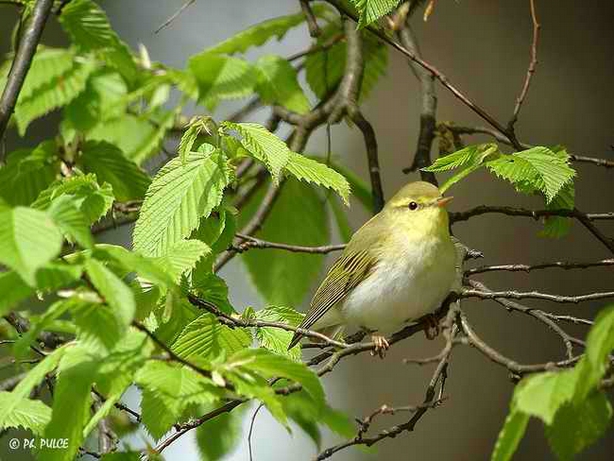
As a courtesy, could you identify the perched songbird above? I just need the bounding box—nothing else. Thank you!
[288,181,457,356]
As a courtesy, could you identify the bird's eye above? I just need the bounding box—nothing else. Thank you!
[408,201,419,211]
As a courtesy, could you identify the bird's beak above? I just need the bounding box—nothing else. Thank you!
[436,196,454,207]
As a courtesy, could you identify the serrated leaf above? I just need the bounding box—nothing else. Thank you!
[240,179,329,306]
[514,370,578,425]
[423,145,484,172]
[491,410,530,461]
[327,159,373,210]
[0,393,51,435]
[255,306,304,360]
[0,206,63,285]
[177,116,217,163]
[59,0,137,82]
[487,146,576,203]
[285,153,350,204]
[0,144,58,206]
[156,239,211,282]
[305,25,388,101]
[171,313,251,361]
[192,273,235,315]
[540,181,574,239]
[351,0,401,27]
[14,57,97,135]
[47,194,94,249]
[221,122,290,182]
[206,5,333,55]
[133,147,231,257]
[0,270,33,315]
[546,392,612,461]
[136,361,223,440]
[188,53,257,110]
[72,300,123,354]
[78,140,151,201]
[195,407,246,461]
[255,55,310,114]
[12,47,76,101]
[85,258,136,327]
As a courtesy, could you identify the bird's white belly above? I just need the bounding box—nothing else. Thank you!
[340,238,456,334]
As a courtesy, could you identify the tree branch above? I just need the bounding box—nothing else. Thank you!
[508,0,540,132]
[397,21,437,184]
[234,233,346,254]
[460,288,614,304]
[0,0,55,145]
[465,258,614,275]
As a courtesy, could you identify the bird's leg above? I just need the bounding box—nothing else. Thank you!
[422,314,440,340]
[370,334,390,358]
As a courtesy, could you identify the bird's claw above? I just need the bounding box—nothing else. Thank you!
[370,335,390,359]
[423,314,440,340]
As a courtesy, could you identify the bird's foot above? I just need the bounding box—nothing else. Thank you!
[423,314,440,340]
[370,334,390,359]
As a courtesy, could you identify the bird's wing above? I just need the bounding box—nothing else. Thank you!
[288,247,377,348]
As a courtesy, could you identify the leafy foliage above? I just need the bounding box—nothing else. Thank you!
[255,55,310,114]
[350,0,401,27]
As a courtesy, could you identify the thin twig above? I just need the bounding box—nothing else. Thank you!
[234,233,346,254]
[154,0,196,34]
[247,404,264,461]
[397,21,437,183]
[465,258,614,275]
[300,0,320,37]
[508,0,540,131]
[461,288,614,304]
[0,0,55,145]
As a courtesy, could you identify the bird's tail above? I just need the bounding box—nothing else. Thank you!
[288,324,344,350]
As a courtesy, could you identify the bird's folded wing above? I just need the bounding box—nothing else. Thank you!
[289,249,376,348]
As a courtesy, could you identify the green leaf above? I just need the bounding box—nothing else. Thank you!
[255,306,304,360]
[546,392,612,461]
[305,26,388,101]
[240,179,329,306]
[205,5,333,55]
[86,114,156,163]
[85,258,136,327]
[135,361,224,440]
[329,196,353,243]
[133,148,231,257]
[47,194,94,249]
[59,0,137,83]
[188,53,257,110]
[327,159,373,210]
[78,140,151,201]
[0,144,59,206]
[0,206,63,285]
[101,452,140,461]
[255,55,310,114]
[192,273,235,315]
[221,122,290,183]
[178,116,217,163]
[156,239,212,282]
[540,181,574,238]
[0,393,51,435]
[195,407,246,461]
[285,153,351,204]
[486,146,576,203]
[0,270,33,315]
[13,47,75,101]
[40,345,97,461]
[491,410,530,461]
[514,370,578,425]
[14,57,97,135]
[72,300,123,354]
[171,313,251,361]
[34,174,111,217]
[351,0,401,27]
[229,348,324,411]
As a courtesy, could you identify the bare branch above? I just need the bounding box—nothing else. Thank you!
[0,0,55,145]
[154,0,196,34]
[461,288,614,304]
[397,21,437,184]
[300,0,321,37]
[508,0,540,132]
[234,233,346,254]
[465,258,614,275]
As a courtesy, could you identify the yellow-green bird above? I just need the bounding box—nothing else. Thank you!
[288,181,456,355]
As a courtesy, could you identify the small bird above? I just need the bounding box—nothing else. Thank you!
[288,181,457,356]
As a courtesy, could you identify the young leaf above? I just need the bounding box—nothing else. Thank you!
[188,53,257,110]
[486,146,576,203]
[13,47,75,101]
[14,58,97,135]
[240,179,329,306]
[540,181,574,239]
[85,258,136,327]
[491,410,530,461]
[156,239,212,282]
[255,55,310,114]
[546,392,612,461]
[350,0,401,27]
[133,148,231,257]
[0,393,51,435]
[58,0,137,83]
[205,5,333,55]
[0,206,63,285]
[47,194,94,249]
[135,361,224,440]
[255,306,304,360]
[177,116,217,163]
[78,140,151,201]
[72,300,123,354]
[0,270,33,315]
[221,122,290,182]
[171,313,251,361]
[285,153,351,204]
[327,159,373,210]
[195,407,246,461]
